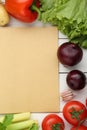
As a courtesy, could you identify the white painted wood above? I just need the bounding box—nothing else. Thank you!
[0,3,87,129]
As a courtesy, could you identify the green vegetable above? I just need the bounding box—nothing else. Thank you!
[40,0,87,48]
[0,114,13,130]
[0,112,39,130]
[0,113,38,130]
[28,123,39,130]
[0,112,30,123]
[6,120,38,130]
[40,0,55,11]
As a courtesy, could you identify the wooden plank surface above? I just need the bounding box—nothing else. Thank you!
[1,0,87,128]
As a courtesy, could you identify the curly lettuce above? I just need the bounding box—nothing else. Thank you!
[40,0,87,48]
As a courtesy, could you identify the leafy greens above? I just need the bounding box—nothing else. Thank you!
[40,0,87,48]
[0,114,13,130]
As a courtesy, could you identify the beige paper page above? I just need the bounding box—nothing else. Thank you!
[0,27,59,113]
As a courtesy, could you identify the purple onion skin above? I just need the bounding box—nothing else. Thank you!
[57,42,83,66]
[66,70,86,90]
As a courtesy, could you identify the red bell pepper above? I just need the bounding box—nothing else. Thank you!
[5,0,40,23]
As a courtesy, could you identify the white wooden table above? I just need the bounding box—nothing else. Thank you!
[1,0,87,127]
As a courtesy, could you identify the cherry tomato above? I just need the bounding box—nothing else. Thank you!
[42,114,65,130]
[63,101,87,126]
[71,125,87,130]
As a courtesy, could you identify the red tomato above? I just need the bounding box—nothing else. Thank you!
[86,98,87,108]
[71,125,87,130]
[63,101,87,126]
[42,114,65,130]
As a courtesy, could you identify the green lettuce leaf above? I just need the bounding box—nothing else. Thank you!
[40,0,87,48]
[40,0,55,11]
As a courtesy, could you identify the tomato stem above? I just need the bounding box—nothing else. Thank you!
[70,107,84,120]
[52,123,62,130]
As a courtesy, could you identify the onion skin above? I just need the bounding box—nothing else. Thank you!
[57,42,83,66]
[66,70,86,90]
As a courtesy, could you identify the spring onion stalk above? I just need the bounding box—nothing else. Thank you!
[6,120,38,130]
[0,112,30,123]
